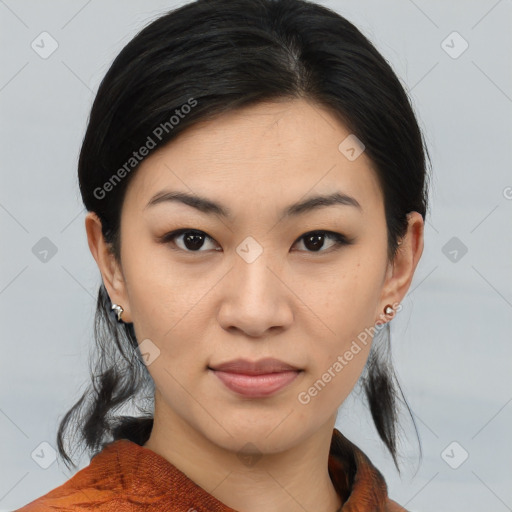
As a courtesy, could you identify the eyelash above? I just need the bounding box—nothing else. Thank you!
[158,228,354,254]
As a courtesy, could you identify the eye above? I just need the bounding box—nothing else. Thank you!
[292,230,353,253]
[159,229,353,254]
[159,229,220,252]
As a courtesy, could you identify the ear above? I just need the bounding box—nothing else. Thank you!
[376,211,424,324]
[85,212,132,323]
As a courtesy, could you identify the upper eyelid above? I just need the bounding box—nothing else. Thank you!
[164,228,343,239]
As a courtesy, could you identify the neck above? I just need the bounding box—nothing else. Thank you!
[143,395,342,512]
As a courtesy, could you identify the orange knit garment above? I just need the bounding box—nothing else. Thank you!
[16,428,407,511]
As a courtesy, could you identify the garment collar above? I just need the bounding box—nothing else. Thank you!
[89,428,396,511]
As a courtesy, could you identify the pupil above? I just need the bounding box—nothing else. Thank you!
[305,233,324,251]
[185,232,204,251]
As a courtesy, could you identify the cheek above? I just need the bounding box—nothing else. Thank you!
[122,246,220,378]
[298,254,383,400]
[122,233,188,317]
[299,326,373,413]
[310,256,382,334]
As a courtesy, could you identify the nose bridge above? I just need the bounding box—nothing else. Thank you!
[233,237,280,302]
[217,236,292,335]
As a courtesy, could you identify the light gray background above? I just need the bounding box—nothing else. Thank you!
[1,1,511,511]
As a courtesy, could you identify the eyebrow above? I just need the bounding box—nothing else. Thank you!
[144,190,362,219]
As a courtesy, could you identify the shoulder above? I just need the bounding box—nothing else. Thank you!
[14,440,138,511]
[386,498,410,512]
[15,494,132,512]
[13,473,130,512]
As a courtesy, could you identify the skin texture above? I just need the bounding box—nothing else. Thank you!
[85,98,424,512]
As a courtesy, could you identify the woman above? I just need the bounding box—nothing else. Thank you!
[16,0,429,510]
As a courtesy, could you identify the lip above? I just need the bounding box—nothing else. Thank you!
[210,357,300,375]
[209,358,302,398]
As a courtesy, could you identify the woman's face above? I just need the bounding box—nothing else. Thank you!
[89,98,422,455]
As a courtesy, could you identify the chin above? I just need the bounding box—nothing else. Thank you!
[199,414,309,456]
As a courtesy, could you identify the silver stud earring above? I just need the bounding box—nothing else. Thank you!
[111,303,124,322]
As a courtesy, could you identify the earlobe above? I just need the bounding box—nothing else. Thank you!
[84,212,131,322]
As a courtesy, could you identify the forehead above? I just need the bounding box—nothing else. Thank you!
[123,98,384,220]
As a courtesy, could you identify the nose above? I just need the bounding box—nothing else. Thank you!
[216,249,293,338]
